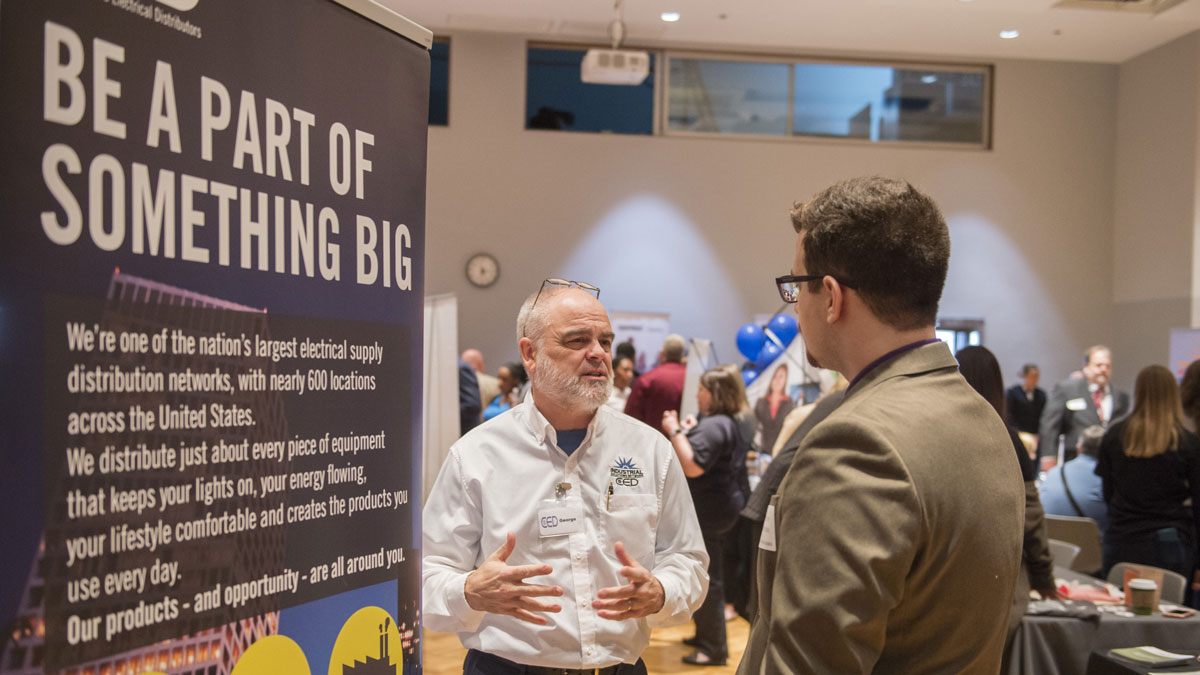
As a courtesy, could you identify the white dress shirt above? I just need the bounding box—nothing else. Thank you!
[422,396,708,668]
[1088,382,1112,423]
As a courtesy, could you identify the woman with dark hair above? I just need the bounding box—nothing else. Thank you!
[662,367,750,666]
[955,346,1057,639]
[1096,364,1200,583]
[482,362,526,421]
[606,354,635,412]
[754,363,794,456]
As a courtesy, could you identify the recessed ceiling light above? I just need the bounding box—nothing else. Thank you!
[921,75,938,84]
[1000,29,1020,39]
[661,11,680,22]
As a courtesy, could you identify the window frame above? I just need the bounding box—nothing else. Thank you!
[522,42,993,149]
[524,41,661,136]
[429,36,450,127]
[660,49,992,149]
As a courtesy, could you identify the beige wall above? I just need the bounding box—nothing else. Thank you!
[426,33,1159,390]
[1111,32,1200,388]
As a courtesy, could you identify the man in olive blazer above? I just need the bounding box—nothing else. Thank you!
[739,177,1025,674]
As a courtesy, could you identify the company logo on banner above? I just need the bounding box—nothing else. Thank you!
[158,0,200,10]
[102,0,204,38]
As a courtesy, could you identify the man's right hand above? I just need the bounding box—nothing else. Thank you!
[464,531,563,624]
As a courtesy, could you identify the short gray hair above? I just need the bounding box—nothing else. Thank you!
[1077,425,1105,456]
[661,334,686,363]
[516,286,568,346]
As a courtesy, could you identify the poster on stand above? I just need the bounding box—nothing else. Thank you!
[0,1,429,673]
[610,310,671,375]
[1169,327,1200,380]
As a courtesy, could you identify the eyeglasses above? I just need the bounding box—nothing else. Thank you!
[532,278,600,308]
[775,274,857,303]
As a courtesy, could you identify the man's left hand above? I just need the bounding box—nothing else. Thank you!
[594,541,665,620]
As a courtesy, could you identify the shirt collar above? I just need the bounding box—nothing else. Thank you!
[519,388,600,453]
[848,338,940,390]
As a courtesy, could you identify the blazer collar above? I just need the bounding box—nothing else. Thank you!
[844,341,957,400]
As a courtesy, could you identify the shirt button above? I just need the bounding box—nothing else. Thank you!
[586,648,593,656]
[575,553,582,561]
[581,600,589,608]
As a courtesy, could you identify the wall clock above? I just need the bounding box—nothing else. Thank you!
[465,252,500,288]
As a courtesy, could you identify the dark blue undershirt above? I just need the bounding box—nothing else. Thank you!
[848,338,940,390]
[556,429,587,455]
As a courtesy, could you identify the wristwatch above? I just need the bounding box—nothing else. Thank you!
[670,428,685,437]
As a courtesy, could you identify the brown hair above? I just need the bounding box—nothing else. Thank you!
[700,367,744,417]
[717,363,752,414]
[1122,364,1183,458]
[791,176,949,330]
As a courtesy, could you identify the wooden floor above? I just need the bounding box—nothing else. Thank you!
[422,617,750,675]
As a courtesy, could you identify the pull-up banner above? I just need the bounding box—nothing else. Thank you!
[0,1,429,672]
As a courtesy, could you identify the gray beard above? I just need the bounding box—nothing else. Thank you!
[533,349,611,412]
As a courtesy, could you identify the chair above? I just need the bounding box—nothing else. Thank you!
[1106,563,1187,604]
[1048,538,1081,570]
[1044,514,1103,575]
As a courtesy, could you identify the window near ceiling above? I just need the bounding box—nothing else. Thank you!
[667,58,790,135]
[429,38,449,126]
[525,46,655,134]
[523,43,991,148]
[666,54,988,146]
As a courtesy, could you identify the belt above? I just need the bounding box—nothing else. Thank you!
[467,649,630,675]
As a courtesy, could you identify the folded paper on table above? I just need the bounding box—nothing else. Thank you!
[1110,646,1197,666]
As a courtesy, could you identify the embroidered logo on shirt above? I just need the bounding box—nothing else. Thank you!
[610,457,644,487]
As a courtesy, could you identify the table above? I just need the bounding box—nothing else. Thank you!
[1004,569,1200,675]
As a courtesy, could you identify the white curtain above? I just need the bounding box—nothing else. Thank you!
[422,293,460,505]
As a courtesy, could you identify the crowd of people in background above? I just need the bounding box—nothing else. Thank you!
[451,309,1200,666]
[434,177,1200,675]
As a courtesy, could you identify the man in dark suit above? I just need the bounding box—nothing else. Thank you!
[1037,345,1130,463]
[1006,363,1046,436]
[739,177,1024,674]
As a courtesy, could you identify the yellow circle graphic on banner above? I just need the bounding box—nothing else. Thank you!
[231,634,310,675]
[329,606,402,675]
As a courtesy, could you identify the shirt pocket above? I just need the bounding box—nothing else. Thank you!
[602,493,659,566]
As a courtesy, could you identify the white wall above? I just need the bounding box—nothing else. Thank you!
[1111,32,1200,387]
[426,33,1124,388]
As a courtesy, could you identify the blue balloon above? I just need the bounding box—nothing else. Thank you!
[741,369,758,386]
[736,323,766,360]
[768,313,799,346]
[756,341,782,371]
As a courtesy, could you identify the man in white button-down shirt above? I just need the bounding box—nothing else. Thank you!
[423,280,709,675]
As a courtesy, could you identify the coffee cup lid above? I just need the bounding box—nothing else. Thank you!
[1129,578,1158,590]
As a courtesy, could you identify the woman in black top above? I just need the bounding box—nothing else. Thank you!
[1096,364,1200,583]
[955,346,1057,642]
[662,367,749,667]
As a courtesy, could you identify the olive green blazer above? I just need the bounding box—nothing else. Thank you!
[738,342,1025,674]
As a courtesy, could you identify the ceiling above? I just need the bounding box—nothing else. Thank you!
[382,0,1200,64]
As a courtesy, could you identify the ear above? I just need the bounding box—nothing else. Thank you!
[823,276,845,324]
[518,337,537,371]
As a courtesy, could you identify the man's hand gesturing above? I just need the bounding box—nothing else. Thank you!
[593,541,665,620]
[464,532,563,624]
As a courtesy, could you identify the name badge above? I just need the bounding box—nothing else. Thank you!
[759,504,777,552]
[538,500,584,537]
[1066,397,1087,411]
